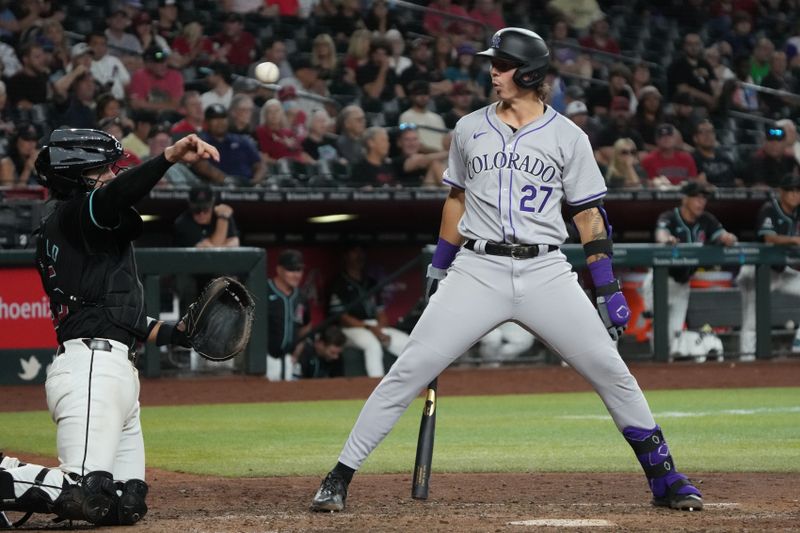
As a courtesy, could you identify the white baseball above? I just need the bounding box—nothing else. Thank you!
[255,61,280,84]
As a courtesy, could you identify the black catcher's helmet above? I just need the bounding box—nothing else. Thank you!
[36,129,124,198]
[476,28,550,89]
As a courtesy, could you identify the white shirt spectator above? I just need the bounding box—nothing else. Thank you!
[105,29,143,57]
[398,108,447,152]
[201,86,233,111]
[91,54,131,100]
[0,41,21,78]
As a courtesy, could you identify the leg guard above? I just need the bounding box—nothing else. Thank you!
[53,471,115,524]
[0,469,55,515]
[623,426,703,511]
[98,479,148,526]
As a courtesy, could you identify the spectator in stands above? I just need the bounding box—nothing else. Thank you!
[587,63,635,117]
[5,41,49,110]
[170,90,205,137]
[350,126,397,187]
[228,93,257,136]
[692,119,739,187]
[399,80,447,153]
[0,122,39,187]
[52,42,93,103]
[724,10,756,59]
[594,96,645,166]
[546,0,603,32]
[565,100,599,146]
[98,116,141,167]
[776,119,800,166]
[605,138,646,189]
[256,38,293,81]
[311,33,339,83]
[212,12,256,71]
[200,61,234,111]
[578,13,620,72]
[667,33,717,109]
[549,19,585,76]
[0,40,22,79]
[423,0,471,38]
[256,98,312,165]
[632,85,664,149]
[105,9,142,60]
[737,173,800,359]
[385,29,411,77]
[129,45,185,115]
[432,35,454,75]
[443,81,474,129]
[174,183,240,249]
[156,0,182,43]
[0,81,13,145]
[88,31,130,101]
[296,325,347,379]
[122,110,156,160]
[357,38,404,112]
[279,56,328,120]
[146,122,172,161]
[95,92,133,131]
[642,181,737,361]
[342,28,372,77]
[265,249,312,381]
[750,37,775,85]
[391,123,447,187]
[444,43,489,100]
[336,104,367,165]
[740,124,798,188]
[399,38,452,97]
[631,62,653,98]
[55,70,97,130]
[132,11,172,68]
[705,43,736,97]
[195,103,266,185]
[328,243,410,377]
[760,51,796,118]
[325,0,365,46]
[304,109,340,166]
[667,92,703,148]
[170,19,214,71]
[724,52,759,112]
[468,0,506,36]
[40,18,70,72]
[363,0,397,36]
[278,86,308,138]
[641,123,698,186]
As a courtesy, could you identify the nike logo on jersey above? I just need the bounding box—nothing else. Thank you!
[473,131,487,139]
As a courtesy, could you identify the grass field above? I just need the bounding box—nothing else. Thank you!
[2,387,798,477]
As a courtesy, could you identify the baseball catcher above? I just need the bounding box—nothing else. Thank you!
[1,130,220,527]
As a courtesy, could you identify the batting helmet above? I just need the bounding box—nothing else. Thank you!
[36,128,123,198]
[476,28,550,89]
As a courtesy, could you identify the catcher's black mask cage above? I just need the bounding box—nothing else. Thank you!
[476,27,551,90]
[35,128,124,198]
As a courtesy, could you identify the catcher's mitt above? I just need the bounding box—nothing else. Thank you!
[182,276,255,361]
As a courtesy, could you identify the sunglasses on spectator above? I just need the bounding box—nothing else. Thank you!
[490,58,522,72]
[398,122,417,131]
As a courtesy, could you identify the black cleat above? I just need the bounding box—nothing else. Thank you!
[310,472,348,512]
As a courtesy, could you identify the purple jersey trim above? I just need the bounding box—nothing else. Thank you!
[567,189,607,206]
[485,105,507,242]
[443,178,465,190]
[508,111,559,241]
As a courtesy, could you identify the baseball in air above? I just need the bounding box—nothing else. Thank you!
[255,61,280,83]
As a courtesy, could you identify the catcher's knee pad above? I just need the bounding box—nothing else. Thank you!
[97,478,149,526]
[53,470,115,524]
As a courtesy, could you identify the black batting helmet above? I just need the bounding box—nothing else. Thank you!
[36,128,123,198]
[476,28,550,89]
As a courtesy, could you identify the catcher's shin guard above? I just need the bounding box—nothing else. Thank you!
[623,426,703,511]
[53,471,116,524]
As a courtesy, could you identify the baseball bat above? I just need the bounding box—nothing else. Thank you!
[411,377,438,500]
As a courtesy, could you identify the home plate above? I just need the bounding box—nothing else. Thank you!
[508,519,615,527]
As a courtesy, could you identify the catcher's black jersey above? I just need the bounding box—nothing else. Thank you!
[328,273,382,321]
[266,279,310,357]
[655,208,726,283]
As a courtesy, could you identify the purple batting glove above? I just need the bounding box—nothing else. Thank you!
[597,291,631,341]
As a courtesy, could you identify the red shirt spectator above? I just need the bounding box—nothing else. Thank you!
[641,124,698,185]
[255,99,310,163]
[578,16,621,55]
[212,12,257,68]
[468,0,505,32]
[266,0,299,17]
[423,0,471,37]
[128,46,185,112]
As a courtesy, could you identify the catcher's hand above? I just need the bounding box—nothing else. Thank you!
[182,276,255,361]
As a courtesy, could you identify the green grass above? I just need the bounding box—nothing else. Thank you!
[2,388,798,476]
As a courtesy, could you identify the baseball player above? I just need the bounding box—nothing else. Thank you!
[641,181,737,360]
[310,28,703,513]
[737,173,800,360]
[0,129,219,526]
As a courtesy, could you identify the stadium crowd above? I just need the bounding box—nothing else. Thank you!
[0,0,799,190]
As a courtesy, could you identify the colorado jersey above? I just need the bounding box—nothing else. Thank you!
[443,103,606,245]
